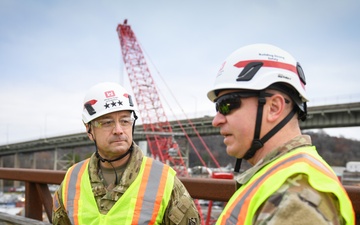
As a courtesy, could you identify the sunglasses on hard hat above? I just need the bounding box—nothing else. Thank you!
[215,91,273,115]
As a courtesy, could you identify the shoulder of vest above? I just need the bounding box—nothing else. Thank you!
[143,156,176,175]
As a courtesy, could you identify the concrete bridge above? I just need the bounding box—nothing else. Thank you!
[0,102,359,224]
[0,102,359,171]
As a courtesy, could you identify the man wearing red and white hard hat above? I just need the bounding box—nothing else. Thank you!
[208,44,355,225]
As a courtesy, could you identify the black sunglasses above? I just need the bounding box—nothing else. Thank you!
[215,92,273,115]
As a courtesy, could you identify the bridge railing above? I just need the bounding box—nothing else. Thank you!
[0,167,359,223]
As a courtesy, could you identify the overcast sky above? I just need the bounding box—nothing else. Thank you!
[1,0,360,145]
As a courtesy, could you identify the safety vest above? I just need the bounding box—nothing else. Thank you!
[61,156,175,225]
[216,146,355,225]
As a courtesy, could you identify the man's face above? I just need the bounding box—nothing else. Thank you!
[88,110,134,161]
[212,90,258,159]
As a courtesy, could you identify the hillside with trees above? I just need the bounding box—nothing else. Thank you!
[308,130,360,166]
[185,130,360,169]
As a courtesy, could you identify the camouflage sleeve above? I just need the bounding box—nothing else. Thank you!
[163,176,201,225]
[52,184,72,225]
[253,173,344,225]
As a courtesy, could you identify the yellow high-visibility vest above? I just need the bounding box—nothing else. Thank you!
[216,146,355,225]
[62,156,175,225]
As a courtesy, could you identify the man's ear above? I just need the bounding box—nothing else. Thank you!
[267,94,286,122]
[85,123,94,141]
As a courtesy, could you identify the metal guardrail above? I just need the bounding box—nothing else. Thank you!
[0,168,359,223]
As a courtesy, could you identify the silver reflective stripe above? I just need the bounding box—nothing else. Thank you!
[65,160,87,225]
[64,158,170,225]
[226,153,333,224]
[138,159,167,224]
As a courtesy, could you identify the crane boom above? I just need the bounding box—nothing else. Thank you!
[116,19,235,224]
[116,20,188,175]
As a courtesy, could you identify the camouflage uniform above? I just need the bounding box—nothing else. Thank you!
[52,143,200,225]
[236,135,344,225]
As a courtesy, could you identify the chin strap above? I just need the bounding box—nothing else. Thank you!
[94,141,133,185]
[88,111,137,185]
[90,110,137,164]
[234,158,243,173]
[234,91,296,173]
[95,144,133,163]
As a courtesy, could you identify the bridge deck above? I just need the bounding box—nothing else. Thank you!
[1,102,360,156]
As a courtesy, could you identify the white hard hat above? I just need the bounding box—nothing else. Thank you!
[207,43,308,107]
[82,82,137,123]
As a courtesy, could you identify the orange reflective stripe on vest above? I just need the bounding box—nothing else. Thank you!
[62,157,175,225]
[217,147,355,225]
[132,158,171,224]
[62,158,89,225]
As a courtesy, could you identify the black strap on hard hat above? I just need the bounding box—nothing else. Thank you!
[234,91,297,173]
[233,91,266,172]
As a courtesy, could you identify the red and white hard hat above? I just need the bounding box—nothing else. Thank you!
[82,82,137,123]
[207,43,308,105]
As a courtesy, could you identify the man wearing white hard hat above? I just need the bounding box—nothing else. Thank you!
[207,44,354,225]
[52,82,200,225]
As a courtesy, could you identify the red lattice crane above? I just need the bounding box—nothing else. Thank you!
[116,20,188,176]
[116,19,233,225]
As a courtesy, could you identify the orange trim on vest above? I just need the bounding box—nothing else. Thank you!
[150,164,170,223]
[220,152,342,224]
[73,159,88,225]
[62,157,175,224]
[62,164,74,210]
[132,158,153,224]
[62,159,89,225]
[131,158,171,224]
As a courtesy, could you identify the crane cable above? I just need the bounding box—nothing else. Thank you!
[141,43,221,169]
